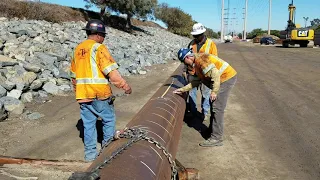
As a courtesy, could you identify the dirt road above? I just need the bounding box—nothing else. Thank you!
[1,43,320,180]
[177,43,320,180]
[0,61,181,179]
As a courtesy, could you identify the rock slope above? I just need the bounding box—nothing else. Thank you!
[0,17,191,120]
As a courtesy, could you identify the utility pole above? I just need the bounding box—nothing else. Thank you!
[242,8,245,39]
[243,0,248,40]
[220,0,225,42]
[268,0,272,35]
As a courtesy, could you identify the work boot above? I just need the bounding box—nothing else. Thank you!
[199,137,223,147]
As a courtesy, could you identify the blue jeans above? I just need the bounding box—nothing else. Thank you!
[201,84,211,116]
[80,98,115,161]
[189,84,211,116]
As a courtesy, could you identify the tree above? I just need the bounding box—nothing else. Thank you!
[154,3,193,37]
[310,18,320,32]
[247,28,266,39]
[238,33,242,39]
[270,30,280,37]
[205,28,218,39]
[310,18,320,26]
[84,0,158,28]
[84,0,109,16]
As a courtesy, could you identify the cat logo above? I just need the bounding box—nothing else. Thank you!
[298,30,308,37]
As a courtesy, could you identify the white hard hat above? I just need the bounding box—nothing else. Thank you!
[191,23,206,35]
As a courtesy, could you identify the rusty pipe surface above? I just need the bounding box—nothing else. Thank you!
[85,64,187,180]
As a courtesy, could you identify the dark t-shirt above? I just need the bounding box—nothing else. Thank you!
[188,37,207,52]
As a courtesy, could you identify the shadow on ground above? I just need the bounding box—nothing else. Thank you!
[183,104,211,140]
[76,119,104,145]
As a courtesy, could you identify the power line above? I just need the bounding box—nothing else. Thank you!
[220,0,272,38]
[217,0,221,22]
[250,0,268,18]
[249,0,269,23]
[222,0,241,34]
[223,0,230,36]
[229,7,237,35]
[248,0,264,16]
[234,0,242,34]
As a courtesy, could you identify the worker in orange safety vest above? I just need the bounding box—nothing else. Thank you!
[175,48,237,147]
[70,19,132,161]
[183,23,218,122]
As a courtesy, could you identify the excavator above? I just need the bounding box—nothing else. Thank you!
[280,0,314,47]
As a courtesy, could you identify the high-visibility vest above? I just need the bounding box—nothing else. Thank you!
[190,38,218,55]
[187,38,218,75]
[70,39,119,100]
[194,53,237,84]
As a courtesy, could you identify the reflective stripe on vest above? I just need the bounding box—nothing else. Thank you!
[205,39,212,53]
[203,63,216,74]
[103,63,119,75]
[90,43,102,78]
[70,50,76,78]
[191,39,212,53]
[212,55,230,75]
[219,62,229,75]
[202,55,230,75]
[75,42,111,85]
[76,78,109,84]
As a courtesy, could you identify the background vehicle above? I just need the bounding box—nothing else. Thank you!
[279,0,314,48]
[224,35,233,43]
[260,37,275,45]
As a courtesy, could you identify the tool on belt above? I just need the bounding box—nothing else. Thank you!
[108,95,116,105]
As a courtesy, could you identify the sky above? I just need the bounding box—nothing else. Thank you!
[40,0,320,33]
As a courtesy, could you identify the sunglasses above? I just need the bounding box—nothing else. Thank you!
[193,34,202,38]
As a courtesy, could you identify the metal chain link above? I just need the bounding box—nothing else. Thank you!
[88,128,177,180]
[142,134,178,180]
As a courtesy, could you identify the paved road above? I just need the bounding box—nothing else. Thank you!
[177,43,320,180]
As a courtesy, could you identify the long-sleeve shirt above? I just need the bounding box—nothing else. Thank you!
[178,66,220,94]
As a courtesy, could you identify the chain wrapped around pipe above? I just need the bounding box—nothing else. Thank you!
[68,128,178,180]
